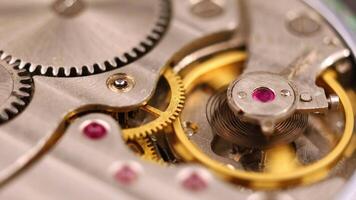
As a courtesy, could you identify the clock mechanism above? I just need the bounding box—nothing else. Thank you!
[0,0,355,199]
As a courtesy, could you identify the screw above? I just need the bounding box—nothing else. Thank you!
[300,92,312,102]
[280,89,291,97]
[191,0,224,18]
[177,168,211,192]
[114,79,129,89]
[183,121,199,137]
[237,91,247,99]
[107,73,135,93]
[110,161,142,185]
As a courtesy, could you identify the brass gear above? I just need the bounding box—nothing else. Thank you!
[127,136,163,163]
[171,51,355,189]
[122,68,185,140]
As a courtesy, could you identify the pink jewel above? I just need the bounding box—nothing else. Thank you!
[181,172,208,191]
[114,165,138,185]
[82,121,107,139]
[252,87,275,103]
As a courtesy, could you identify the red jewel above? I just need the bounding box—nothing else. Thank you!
[82,122,107,139]
[114,165,138,185]
[252,87,276,103]
[181,172,208,191]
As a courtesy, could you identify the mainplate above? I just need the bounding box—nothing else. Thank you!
[0,0,170,76]
[0,0,355,199]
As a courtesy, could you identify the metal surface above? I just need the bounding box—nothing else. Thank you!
[173,50,355,190]
[122,68,185,140]
[0,113,252,200]
[0,0,355,199]
[224,0,351,134]
[0,0,241,190]
[0,0,170,76]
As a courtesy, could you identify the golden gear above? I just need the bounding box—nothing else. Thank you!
[123,68,185,140]
[171,51,355,189]
[126,136,164,163]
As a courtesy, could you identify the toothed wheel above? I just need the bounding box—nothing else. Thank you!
[127,136,164,163]
[122,68,185,140]
[0,0,170,77]
[0,55,32,124]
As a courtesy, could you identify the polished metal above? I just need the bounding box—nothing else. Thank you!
[0,0,241,190]
[107,73,135,93]
[227,72,297,133]
[0,0,170,76]
[225,0,351,134]
[0,0,354,199]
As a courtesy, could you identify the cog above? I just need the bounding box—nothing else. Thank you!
[0,53,32,124]
[0,0,171,77]
[123,68,185,140]
[171,51,355,189]
[127,136,163,163]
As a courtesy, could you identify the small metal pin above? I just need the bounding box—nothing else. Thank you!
[107,73,135,93]
[261,120,275,136]
[237,91,247,99]
[114,79,129,90]
[328,94,340,111]
[280,89,291,97]
[300,92,312,102]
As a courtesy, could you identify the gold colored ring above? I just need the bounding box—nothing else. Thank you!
[173,52,354,189]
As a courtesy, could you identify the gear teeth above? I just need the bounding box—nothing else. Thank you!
[0,0,171,77]
[129,136,163,163]
[123,69,185,140]
[0,111,9,121]
[0,53,33,124]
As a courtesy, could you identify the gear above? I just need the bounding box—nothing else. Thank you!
[0,0,170,77]
[171,51,355,189]
[0,53,32,124]
[127,136,163,163]
[122,68,185,140]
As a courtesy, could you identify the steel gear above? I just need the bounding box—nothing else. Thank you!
[0,0,170,77]
[0,53,32,123]
[123,68,185,140]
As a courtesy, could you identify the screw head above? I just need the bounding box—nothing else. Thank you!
[280,89,291,97]
[237,91,247,99]
[183,121,199,137]
[107,73,135,93]
[114,79,129,89]
[81,120,109,140]
[300,92,312,102]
